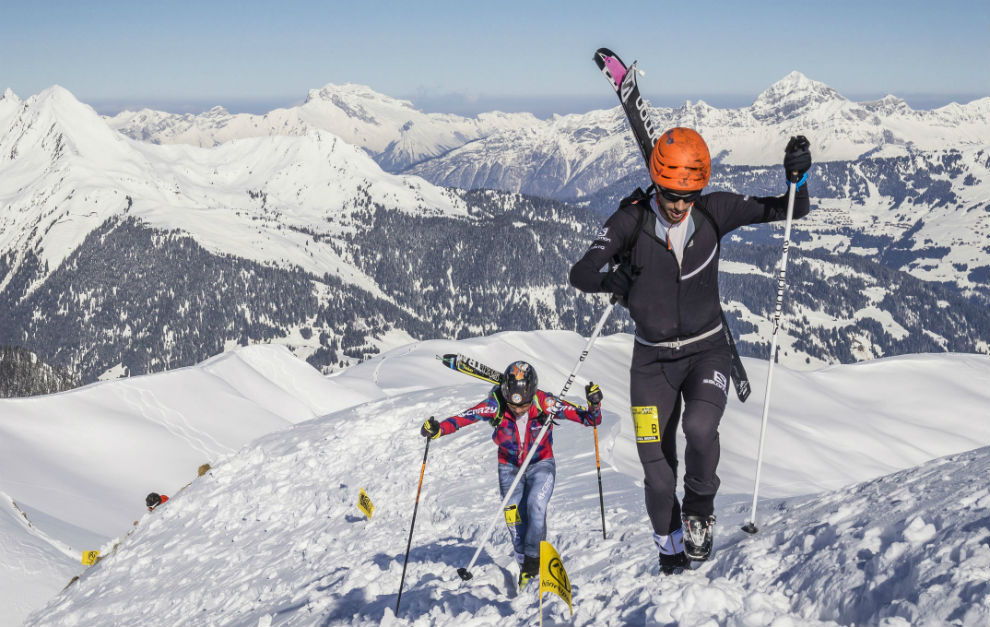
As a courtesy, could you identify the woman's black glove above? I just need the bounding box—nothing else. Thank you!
[783,135,812,183]
[585,382,603,407]
[420,416,441,439]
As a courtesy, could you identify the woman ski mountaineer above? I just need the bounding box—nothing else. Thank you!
[569,128,812,574]
[420,360,604,588]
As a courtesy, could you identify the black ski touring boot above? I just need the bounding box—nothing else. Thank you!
[682,514,716,561]
[659,551,690,575]
[518,554,540,589]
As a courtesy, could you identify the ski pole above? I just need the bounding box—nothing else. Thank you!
[742,182,797,535]
[457,300,615,581]
[396,431,431,613]
[592,426,607,539]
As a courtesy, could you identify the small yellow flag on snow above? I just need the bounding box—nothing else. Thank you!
[357,488,375,519]
[539,540,572,621]
[81,550,100,565]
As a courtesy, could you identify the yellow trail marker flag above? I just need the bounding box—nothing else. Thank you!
[357,488,375,519]
[539,540,572,625]
[81,550,100,565]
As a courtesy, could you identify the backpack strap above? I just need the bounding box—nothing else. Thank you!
[614,185,653,266]
[690,196,720,242]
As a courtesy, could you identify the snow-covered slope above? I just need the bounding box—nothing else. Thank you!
[4,332,989,626]
[107,83,540,170]
[0,493,77,627]
[0,85,469,291]
[0,345,378,543]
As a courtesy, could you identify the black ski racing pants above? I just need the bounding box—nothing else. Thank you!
[629,336,730,536]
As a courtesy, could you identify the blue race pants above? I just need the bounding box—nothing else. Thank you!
[497,458,556,559]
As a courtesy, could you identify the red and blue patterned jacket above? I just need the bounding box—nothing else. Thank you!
[437,387,602,466]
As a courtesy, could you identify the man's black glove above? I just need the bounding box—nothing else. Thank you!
[601,263,638,304]
[585,382,603,407]
[420,416,441,439]
[783,135,812,184]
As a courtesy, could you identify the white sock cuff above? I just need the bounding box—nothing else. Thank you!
[653,527,685,555]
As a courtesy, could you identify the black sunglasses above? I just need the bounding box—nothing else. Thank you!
[658,187,701,203]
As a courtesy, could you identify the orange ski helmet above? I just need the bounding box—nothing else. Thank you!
[649,127,711,192]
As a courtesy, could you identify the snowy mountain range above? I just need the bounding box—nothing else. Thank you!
[1,76,987,386]
[3,334,989,626]
[0,86,591,381]
[106,73,990,175]
[106,83,540,171]
[104,73,990,302]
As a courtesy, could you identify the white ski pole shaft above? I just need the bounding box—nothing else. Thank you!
[458,300,615,580]
[743,182,797,534]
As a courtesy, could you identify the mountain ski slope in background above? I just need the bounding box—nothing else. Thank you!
[2,333,988,626]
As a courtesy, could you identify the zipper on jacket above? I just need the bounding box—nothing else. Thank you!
[673,224,703,347]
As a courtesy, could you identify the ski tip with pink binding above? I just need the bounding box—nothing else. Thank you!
[594,48,627,91]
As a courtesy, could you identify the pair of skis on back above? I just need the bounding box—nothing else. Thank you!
[592,48,751,403]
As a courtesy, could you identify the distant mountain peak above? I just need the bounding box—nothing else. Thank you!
[0,85,135,195]
[1,87,17,102]
[35,84,80,102]
[751,71,848,121]
[27,84,104,123]
[778,70,815,86]
[678,99,718,114]
[305,82,415,110]
[756,71,845,103]
[862,94,910,115]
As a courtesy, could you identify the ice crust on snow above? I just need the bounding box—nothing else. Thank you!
[1,332,987,626]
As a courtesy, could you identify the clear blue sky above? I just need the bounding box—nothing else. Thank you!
[1,0,987,116]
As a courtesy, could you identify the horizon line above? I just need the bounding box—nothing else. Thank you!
[6,86,985,118]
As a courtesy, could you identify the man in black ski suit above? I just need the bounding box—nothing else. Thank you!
[569,127,812,574]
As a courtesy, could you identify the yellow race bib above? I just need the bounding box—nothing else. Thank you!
[503,504,521,526]
[632,406,661,443]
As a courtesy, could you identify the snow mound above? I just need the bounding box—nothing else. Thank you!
[713,446,990,627]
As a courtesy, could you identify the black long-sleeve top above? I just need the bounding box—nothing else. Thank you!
[569,186,810,344]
